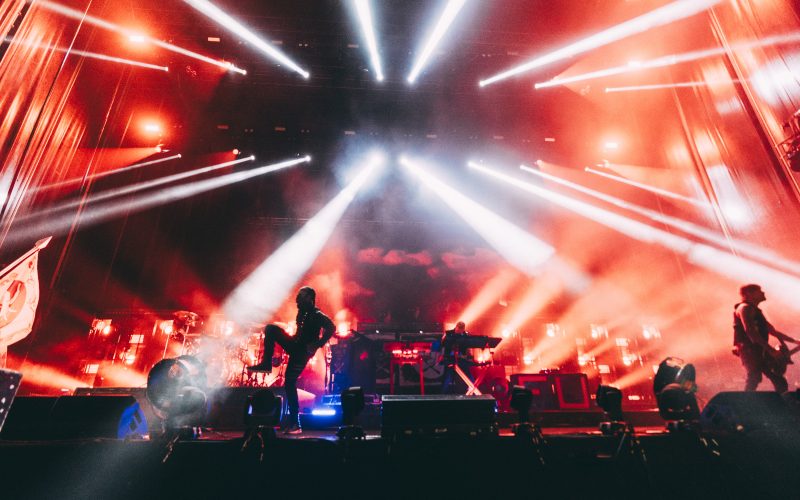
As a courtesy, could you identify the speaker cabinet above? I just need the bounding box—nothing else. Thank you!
[700,391,799,432]
[1,395,146,440]
[509,372,590,410]
[381,394,497,438]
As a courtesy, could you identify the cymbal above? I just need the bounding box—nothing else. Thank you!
[173,310,200,323]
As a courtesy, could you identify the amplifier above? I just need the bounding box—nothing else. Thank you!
[509,372,590,410]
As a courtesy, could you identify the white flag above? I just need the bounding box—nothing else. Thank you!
[0,239,47,349]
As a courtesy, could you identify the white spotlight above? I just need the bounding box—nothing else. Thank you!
[407,0,466,84]
[184,0,310,78]
[353,0,384,82]
[401,156,554,276]
[479,0,722,87]
[222,153,384,324]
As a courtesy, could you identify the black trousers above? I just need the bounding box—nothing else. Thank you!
[263,324,313,417]
[740,345,788,393]
[441,359,475,394]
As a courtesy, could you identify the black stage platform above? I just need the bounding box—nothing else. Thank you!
[2,396,800,499]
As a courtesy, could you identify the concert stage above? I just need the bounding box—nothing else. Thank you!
[2,391,800,499]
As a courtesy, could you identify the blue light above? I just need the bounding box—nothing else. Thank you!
[311,408,337,417]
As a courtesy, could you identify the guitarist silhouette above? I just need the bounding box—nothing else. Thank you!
[733,284,799,393]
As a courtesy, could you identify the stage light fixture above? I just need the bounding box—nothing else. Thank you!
[509,385,533,424]
[35,1,245,74]
[407,0,466,84]
[244,388,283,428]
[2,36,169,71]
[222,153,382,325]
[337,386,366,440]
[184,0,310,79]
[353,0,384,82]
[402,156,554,276]
[146,356,208,433]
[470,161,800,307]
[653,358,700,429]
[479,0,722,87]
[596,385,623,423]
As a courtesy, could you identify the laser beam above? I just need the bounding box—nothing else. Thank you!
[183,0,309,79]
[407,0,466,84]
[479,0,722,87]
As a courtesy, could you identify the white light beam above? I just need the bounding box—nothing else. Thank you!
[223,153,383,324]
[183,0,309,79]
[353,0,384,81]
[479,0,722,87]
[407,0,466,84]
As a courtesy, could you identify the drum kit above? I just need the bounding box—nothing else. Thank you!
[162,311,284,387]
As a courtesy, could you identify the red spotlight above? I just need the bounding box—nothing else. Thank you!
[128,33,147,44]
[144,123,161,134]
[232,148,240,156]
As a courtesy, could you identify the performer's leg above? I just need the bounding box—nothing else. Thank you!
[741,348,762,391]
[764,369,789,393]
[283,351,309,432]
[441,366,454,394]
[249,324,291,371]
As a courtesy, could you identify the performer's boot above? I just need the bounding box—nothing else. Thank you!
[283,413,302,435]
[247,350,273,373]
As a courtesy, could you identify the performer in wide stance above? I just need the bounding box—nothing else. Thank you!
[248,286,334,433]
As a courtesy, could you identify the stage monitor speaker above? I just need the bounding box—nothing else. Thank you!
[0,369,22,433]
[1,395,146,440]
[381,394,497,438]
[700,391,799,432]
[509,373,590,410]
[0,396,57,440]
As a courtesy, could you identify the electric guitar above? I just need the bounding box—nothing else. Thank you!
[765,341,800,376]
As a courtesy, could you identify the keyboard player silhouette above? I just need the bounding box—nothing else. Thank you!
[438,322,500,394]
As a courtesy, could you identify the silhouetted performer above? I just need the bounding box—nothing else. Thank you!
[733,284,798,393]
[439,321,475,394]
[248,286,334,433]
